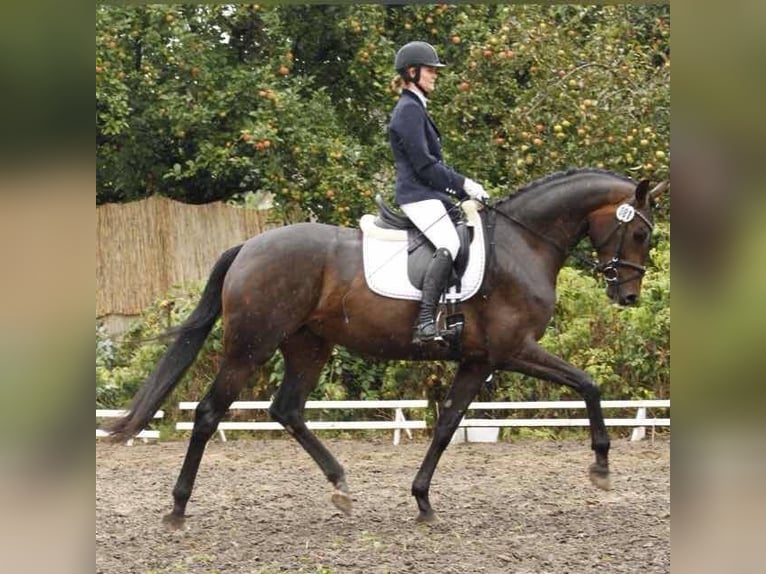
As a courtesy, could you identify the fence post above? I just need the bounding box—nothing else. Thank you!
[393,408,413,446]
[630,407,647,441]
[450,418,466,444]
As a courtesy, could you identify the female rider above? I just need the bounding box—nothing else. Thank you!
[389,41,489,343]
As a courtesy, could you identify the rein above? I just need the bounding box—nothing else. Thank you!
[480,198,653,285]
[482,201,567,257]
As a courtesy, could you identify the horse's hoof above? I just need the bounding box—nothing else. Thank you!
[162,512,186,530]
[589,464,612,491]
[415,509,436,524]
[331,490,353,515]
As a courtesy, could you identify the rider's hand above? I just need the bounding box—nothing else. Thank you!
[464,178,490,201]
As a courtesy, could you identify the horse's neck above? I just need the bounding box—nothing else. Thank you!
[511,181,628,250]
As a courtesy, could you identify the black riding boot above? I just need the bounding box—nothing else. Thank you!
[413,248,454,343]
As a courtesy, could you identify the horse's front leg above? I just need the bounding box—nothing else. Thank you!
[501,339,612,490]
[412,361,493,523]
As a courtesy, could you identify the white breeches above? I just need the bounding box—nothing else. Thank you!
[400,199,459,260]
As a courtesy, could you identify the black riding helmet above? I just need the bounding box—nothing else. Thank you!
[394,41,445,95]
[394,41,446,72]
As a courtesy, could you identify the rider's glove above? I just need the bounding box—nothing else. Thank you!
[464,178,490,201]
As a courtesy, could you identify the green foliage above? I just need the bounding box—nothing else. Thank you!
[98,4,670,226]
[434,4,670,191]
[96,287,210,410]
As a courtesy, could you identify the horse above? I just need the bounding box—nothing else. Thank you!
[107,168,668,526]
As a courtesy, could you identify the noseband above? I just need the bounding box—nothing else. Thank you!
[591,203,654,286]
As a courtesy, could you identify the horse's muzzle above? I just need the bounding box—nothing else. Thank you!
[620,293,639,306]
[607,284,639,306]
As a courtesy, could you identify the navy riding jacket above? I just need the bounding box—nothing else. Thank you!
[388,89,469,206]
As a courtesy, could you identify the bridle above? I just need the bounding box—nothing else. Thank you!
[481,199,654,286]
[590,203,654,286]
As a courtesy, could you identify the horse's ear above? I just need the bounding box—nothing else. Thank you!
[649,180,669,200]
[634,179,651,206]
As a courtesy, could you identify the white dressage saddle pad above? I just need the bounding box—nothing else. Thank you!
[359,200,487,302]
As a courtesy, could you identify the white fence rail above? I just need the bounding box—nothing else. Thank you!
[174,399,669,444]
[95,400,669,446]
[455,400,669,443]
[176,400,428,445]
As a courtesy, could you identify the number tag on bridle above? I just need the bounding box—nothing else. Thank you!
[615,204,636,223]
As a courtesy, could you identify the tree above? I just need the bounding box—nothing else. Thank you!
[97,4,669,226]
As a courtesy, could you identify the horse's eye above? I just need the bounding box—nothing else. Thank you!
[633,229,648,243]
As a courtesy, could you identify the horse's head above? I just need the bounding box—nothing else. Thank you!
[587,179,669,305]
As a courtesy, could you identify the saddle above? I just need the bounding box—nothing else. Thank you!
[359,198,487,301]
[359,197,487,353]
[372,196,474,291]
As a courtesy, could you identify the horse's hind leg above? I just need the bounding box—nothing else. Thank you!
[163,359,255,528]
[267,328,352,513]
[411,360,493,522]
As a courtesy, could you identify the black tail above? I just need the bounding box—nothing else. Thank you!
[105,244,244,442]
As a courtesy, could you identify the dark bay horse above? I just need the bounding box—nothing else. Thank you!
[108,168,668,525]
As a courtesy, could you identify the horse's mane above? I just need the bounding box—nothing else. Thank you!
[494,167,634,208]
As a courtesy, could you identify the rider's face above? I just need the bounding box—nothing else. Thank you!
[407,65,438,94]
[418,66,438,93]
